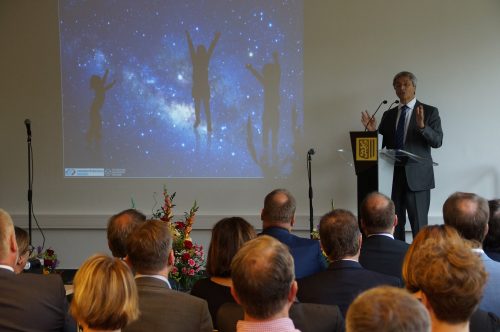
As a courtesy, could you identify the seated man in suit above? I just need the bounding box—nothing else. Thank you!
[260,188,326,279]
[297,209,401,316]
[346,286,431,332]
[217,235,344,332]
[123,220,213,332]
[0,209,76,332]
[443,192,500,316]
[107,208,146,259]
[358,192,409,281]
[229,235,300,331]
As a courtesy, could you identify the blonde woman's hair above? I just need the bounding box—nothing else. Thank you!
[71,254,139,330]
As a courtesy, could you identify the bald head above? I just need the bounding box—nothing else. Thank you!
[360,192,396,235]
[0,209,18,266]
[443,192,489,244]
[261,189,296,227]
[107,209,146,258]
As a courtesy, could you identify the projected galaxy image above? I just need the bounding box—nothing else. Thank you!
[59,0,303,178]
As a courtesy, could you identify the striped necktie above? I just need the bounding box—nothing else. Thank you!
[395,105,408,149]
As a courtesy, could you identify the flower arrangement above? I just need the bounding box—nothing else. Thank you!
[152,187,206,291]
[37,247,59,274]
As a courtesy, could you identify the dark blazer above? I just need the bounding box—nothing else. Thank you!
[0,268,76,332]
[378,100,443,191]
[470,309,500,332]
[260,227,326,279]
[216,302,345,332]
[358,234,409,281]
[297,260,401,316]
[123,276,213,332]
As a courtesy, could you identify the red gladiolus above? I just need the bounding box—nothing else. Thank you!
[182,253,191,261]
[184,240,193,249]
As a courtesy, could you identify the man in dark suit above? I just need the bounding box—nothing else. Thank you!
[123,220,213,332]
[443,192,500,317]
[0,209,76,332]
[362,71,443,241]
[217,301,345,332]
[260,188,326,279]
[297,209,401,316]
[358,192,409,281]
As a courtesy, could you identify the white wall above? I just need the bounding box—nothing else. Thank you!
[1,0,500,267]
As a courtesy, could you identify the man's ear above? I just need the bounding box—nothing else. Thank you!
[230,286,241,305]
[288,280,298,302]
[168,249,175,266]
[393,214,398,228]
[10,232,18,255]
[290,216,295,227]
[260,209,264,221]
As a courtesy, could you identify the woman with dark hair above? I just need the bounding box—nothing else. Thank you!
[191,217,256,328]
[484,199,500,262]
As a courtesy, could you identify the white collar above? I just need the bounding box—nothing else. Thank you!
[401,97,417,110]
[0,264,14,272]
[367,233,394,239]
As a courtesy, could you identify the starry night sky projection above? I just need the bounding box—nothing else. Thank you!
[60,0,303,178]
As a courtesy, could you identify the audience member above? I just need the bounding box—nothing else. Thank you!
[123,220,213,332]
[0,209,76,332]
[107,208,146,258]
[14,226,31,274]
[297,209,400,316]
[402,225,496,332]
[443,192,500,316]
[346,286,431,332]
[191,217,256,328]
[229,235,300,331]
[71,254,139,332]
[358,192,409,281]
[484,199,500,262]
[260,188,326,279]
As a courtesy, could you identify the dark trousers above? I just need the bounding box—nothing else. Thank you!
[392,166,430,242]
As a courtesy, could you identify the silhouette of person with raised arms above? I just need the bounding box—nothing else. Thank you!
[186,30,221,133]
[246,52,281,162]
[87,69,115,148]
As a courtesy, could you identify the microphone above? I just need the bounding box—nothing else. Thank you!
[386,100,400,111]
[307,148,315,155]
[24,119,32,137]
[364,100,387,131]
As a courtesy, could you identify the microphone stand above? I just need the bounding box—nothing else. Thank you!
[27,130,33,246]
[307,150,314,238]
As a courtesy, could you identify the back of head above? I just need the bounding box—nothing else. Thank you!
[206,217,256,277]
[71,254,139,330]
[107,209,146,258]
[346,286,430,332]
[319,209,360,261]
[443,192,489,244]
[0,209,15,262]
[262,189,296,225]
[360,192,395,234]
[402,225,487,324]
[484,199,500,250]
[126,219,171,274]
[231,235,294,319]
[14,226,29,258]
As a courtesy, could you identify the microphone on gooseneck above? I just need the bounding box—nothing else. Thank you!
[24,119,32,137]
[386,100,400,111]
[307,148,315,156]
[364,100,387,131]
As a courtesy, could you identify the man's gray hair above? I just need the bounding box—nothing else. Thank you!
[393,71,417,88]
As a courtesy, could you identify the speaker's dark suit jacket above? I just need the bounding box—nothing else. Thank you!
[297,260,401,316]
[358,234,409,281]
[216,302,345,332]
[378,100,443,191]
[0,267,76,332]
[260,227,326,279]
[470,309,500,332]
[123,276,213,332]
[378,100,443,239]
